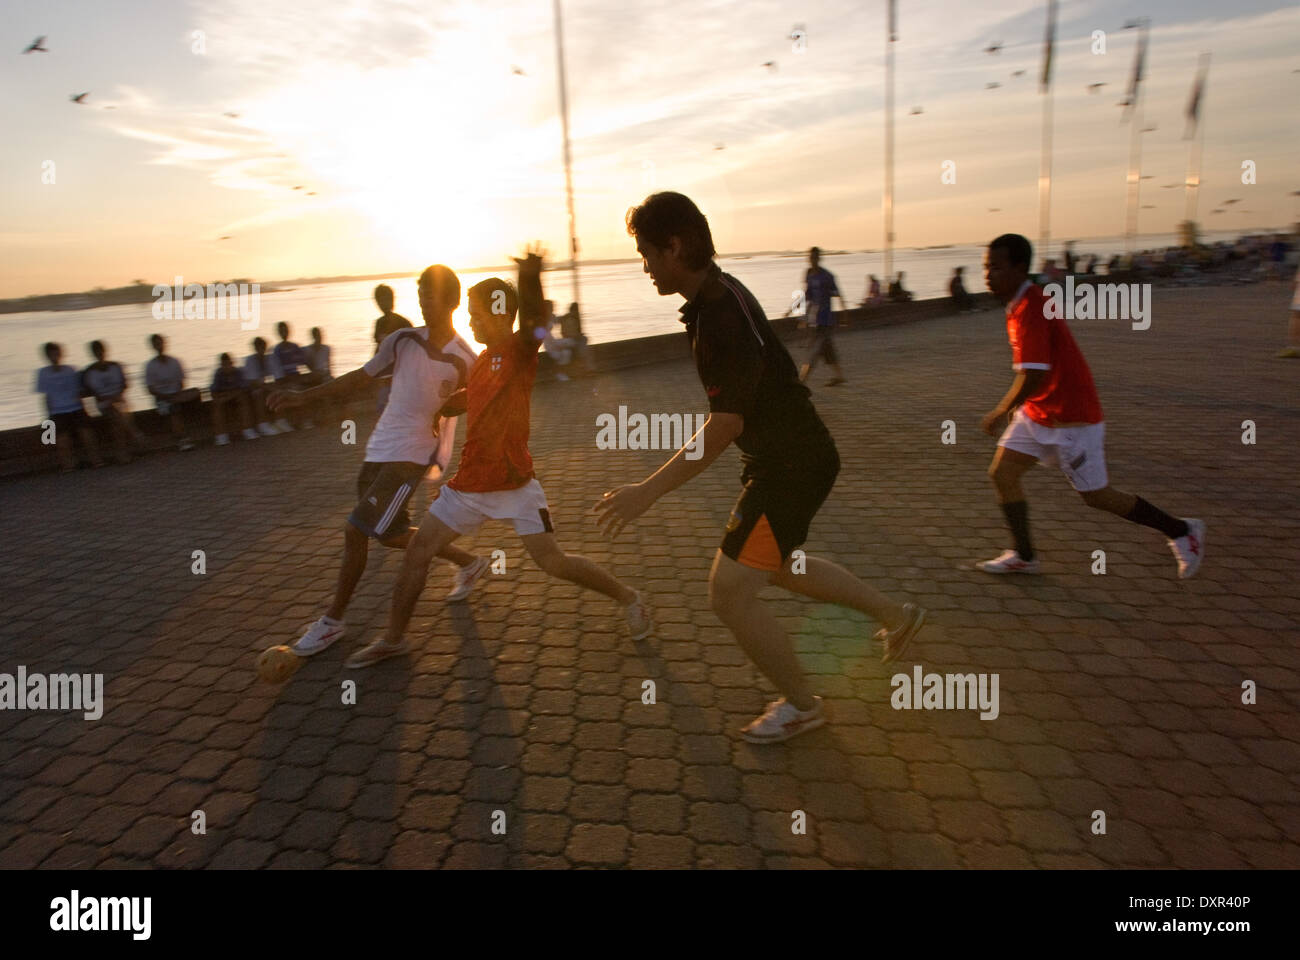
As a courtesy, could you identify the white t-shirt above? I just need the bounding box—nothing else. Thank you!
[82,363,126,409]
[242,352,284,384]
[145,356,184,395]
[363,326,476,468]
[35,365,85,415]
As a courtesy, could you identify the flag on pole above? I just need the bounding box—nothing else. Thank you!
[1122,24,1147,123]
[1040,0,1057,94]
[1184,52,1210,140]
[888,0,897,42]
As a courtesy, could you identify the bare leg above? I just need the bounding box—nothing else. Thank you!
[1079,485,1138,517]
[385,513,461,643]
[54,430,75,470]
[769,555,906,631]
[325,523,370,621]
[709,551,816,711]
[520,532,635,604]
[988,445,1038,504]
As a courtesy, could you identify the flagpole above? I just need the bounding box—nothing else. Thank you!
[1123,18,1148,256]
[1184,53,1209,233]
[553,0,581,334]
[1038,0,1057,268]
[883,1,896,288]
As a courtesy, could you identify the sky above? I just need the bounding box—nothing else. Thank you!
[1,0,1297,298]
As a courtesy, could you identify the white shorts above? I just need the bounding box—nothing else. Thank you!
[998,408,1109,492]
[429,478,554,536]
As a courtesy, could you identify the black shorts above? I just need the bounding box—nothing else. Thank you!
[348,461,427,540]
[49,409,90,434]
[720,448,840,572]
[810,326,838,364]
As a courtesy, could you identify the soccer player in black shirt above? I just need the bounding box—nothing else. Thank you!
[595,192,928,744]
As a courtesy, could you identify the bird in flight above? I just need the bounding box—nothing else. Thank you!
[1087,82,1106,93]
[306,191,317,196]
[1011,70,1026,78]
[909,105,923,115]
[762,61,777,70]
[219,235,232,241]
[70,92,89,104]
[985,81,1001,89]
[987,207,1001,213]
[23,36,49,54]
[713,143,725,151]
[1223,198,1241,205]
[292,185,304,190]
[984,41,1002,54]
[511,65,526,76]
[223,111,240,118]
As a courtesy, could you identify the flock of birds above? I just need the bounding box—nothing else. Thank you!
[21,33,323,239]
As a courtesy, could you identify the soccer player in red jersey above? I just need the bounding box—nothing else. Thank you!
[979,233,1205,577]
[347,247,651,667]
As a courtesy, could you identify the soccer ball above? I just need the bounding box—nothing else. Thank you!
[256,645,301,684]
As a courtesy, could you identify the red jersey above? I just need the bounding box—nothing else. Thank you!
[448,331,542,493]
[1006,281,1104,426]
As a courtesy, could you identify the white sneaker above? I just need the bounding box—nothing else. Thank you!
[214,433,231,446]
[625,590,652,640]
[345,637,409,669]
[741,697,826,744]
[976,549,1041,574]
[257,422,280,436]
[292,616,345,656]
[275,418,293,433]
[241,427,259,441]
[1168,518,1206,579]
[446,555,490,601]
[873,602,928,664]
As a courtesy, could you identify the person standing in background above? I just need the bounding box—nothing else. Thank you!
[373,283,413,415]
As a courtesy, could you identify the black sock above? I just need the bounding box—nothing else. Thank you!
[1000,500,1034,561]
[1125,497,1188,539]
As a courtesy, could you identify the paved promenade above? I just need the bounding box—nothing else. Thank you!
[1,284,1297,869]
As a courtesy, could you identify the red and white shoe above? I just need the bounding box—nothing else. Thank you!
[291,615,345,656]
[976,549,1041,574]
[740,697,825,744]
[1168,518,1206,579]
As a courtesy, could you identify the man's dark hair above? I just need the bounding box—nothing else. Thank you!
[810,246,821,258]
[89,340,105,356]
[277,321,290,338]
[989,233,1033,272]
[150,333,164,350]
[374,283,394,310]
[253,336,267,350]
[468,278,518,320]
[219,352,232,365]
[43,341,58,358]
[625,191,716,270]
[417,265,461,311]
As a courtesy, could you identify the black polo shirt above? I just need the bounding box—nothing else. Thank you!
[679,262,835,467]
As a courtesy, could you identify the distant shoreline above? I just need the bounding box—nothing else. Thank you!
[3,229,1283,313]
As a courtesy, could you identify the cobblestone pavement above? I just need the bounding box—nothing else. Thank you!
[1,284,1297,869]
